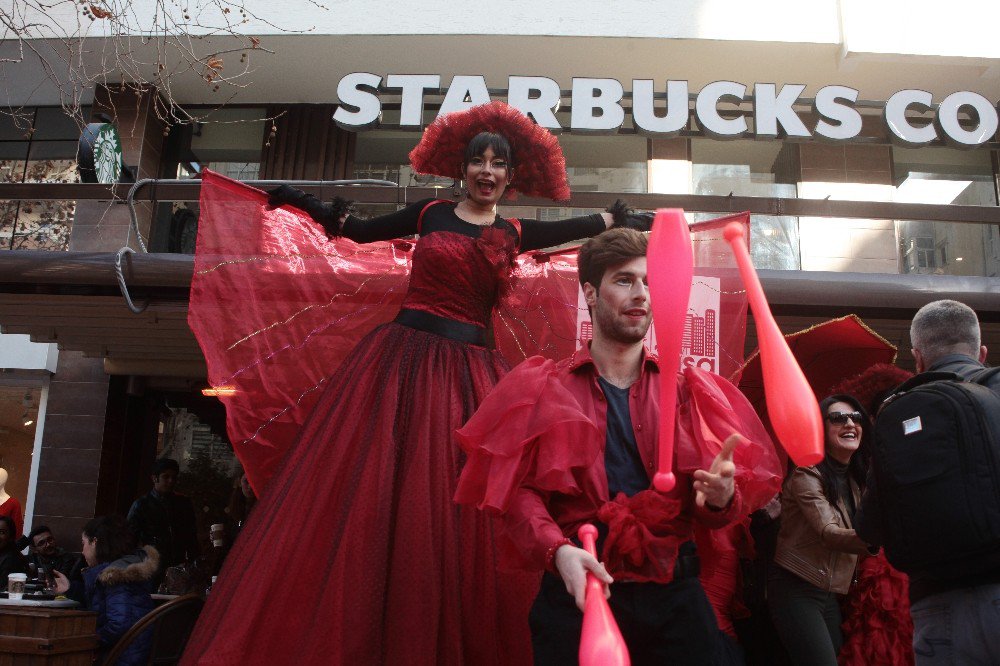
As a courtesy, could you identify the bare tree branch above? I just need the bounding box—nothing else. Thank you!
[0,0,320,130]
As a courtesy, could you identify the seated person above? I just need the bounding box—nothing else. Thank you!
[0,515,28,588]
[55,515,157,665]
[27,524,85,585]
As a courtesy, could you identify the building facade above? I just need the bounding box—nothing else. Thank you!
[1,0,999,544]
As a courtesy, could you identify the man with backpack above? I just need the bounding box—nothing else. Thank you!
[856,299,1000,665]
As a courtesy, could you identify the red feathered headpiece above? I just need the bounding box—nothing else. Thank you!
[409,101,571,202]
[830,363,914,415]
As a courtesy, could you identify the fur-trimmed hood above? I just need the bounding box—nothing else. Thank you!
[96,545,159,586]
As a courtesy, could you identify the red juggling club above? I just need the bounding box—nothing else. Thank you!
[645,209,693,492]
[578,524,630,666]
[723,222,824,466]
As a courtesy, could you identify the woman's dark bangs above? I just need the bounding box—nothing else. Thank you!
[464,132,513,166]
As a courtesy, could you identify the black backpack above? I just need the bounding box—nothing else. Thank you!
[872,367,1000,579]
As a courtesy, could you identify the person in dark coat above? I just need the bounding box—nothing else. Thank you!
[55,515,158,666]
[856,299,1000,665]
[0,515,28,587]
[126,458,200,569]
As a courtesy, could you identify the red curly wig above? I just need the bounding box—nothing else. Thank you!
[829,363,914,415]
[409,101,571,201]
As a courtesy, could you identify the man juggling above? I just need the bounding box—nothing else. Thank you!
[455,227,782,665]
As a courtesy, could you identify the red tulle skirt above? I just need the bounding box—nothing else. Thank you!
[182,322,536,665]
[838,552,913,666]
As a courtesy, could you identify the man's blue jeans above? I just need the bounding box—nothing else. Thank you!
[911,582,1000,665]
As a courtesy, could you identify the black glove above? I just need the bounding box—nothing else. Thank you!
[267,185,355,236]
[607,199,653,232]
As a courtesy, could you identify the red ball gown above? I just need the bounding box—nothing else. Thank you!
[182,177,605,665]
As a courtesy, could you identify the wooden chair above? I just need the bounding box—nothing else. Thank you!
[102,593,204,665]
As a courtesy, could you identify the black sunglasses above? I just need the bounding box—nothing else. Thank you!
[826,411,863,425]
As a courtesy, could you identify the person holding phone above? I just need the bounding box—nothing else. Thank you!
[27,525,85,590]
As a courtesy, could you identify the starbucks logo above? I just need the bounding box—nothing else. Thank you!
[93,126,122,183]
[78,123,124,184]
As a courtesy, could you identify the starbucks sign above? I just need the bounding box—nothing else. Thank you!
[77,123,123,184]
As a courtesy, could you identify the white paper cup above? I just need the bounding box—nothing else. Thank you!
[7,573,27,600]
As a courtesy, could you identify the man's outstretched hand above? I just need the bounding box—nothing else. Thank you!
[692,433,742,510]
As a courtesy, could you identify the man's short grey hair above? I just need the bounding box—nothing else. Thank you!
[910,299,981,365]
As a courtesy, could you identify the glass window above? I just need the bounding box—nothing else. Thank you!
[32,107,85,141]
[0,142,26,247]
[177,108,266,177]
[202,162,260,180]
[559,134,647,194]
[353,130,445,187]
[162,109,266,251]
[691,138,800,270]
[0,142,29,180]
[893,146,998,277]
[12,140,78,250]
[0,112,34,141]
[0,108,82,251]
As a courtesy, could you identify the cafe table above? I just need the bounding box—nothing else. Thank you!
[0,598,98,665]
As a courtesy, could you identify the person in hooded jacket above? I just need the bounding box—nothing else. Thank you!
[55,515,158,665]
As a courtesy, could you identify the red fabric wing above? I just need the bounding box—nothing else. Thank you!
[189,172,411,492]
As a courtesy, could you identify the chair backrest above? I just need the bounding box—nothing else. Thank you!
[102,593,205,666]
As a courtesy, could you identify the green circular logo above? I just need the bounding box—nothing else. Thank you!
[92,124,122,183]
[78,123,123,184]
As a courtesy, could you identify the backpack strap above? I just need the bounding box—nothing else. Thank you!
[888,367,1000,399]
[879,371,966,415]
[892,371,964,394]
[971,366,1000,386]
[417,199,450,235]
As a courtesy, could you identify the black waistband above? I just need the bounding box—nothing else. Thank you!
[394,308,487,346]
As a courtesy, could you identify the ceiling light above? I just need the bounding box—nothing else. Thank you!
[22,411,34,427]
[202,386,237,397]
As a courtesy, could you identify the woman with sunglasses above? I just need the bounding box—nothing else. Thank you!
[767,394,875,665]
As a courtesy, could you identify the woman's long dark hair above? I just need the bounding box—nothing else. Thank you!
[816,393,871,506]
[83,515,136,564]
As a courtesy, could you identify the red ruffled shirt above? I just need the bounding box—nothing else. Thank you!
[455,345,781,584]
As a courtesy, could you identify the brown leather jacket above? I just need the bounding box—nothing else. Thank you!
[774,466,870,594]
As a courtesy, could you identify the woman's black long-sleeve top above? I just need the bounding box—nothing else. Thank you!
[340,198,606,251]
